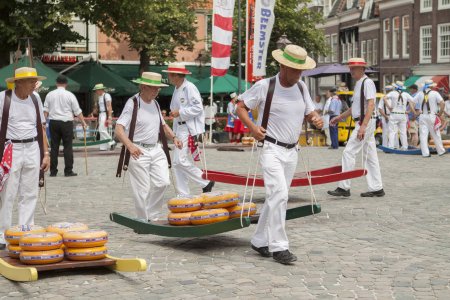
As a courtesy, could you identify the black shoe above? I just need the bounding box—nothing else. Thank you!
[251,244,272,257]
[202,181,215,193]
[273,250,297,265]
[327,187,350,197]
[361,189,385,197]
[0,243,5,250]
[64,172,78,177]
[49,172,57,177]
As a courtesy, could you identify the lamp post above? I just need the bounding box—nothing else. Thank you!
[276,34,292,50]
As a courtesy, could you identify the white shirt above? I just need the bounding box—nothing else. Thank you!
[445,101,450,116]
[204,103,217,125]
[116,94,165,144]
[314,101,324,111]
[413,90,443,114]
[239,74,315,144]
[387,90,413,114]
[43,87,82,121]
[98,92,112,113]
[351,75,377,119]
[227,101,237,117]
[0,90,45,140]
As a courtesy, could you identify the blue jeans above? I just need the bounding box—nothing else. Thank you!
[329,115,339,149]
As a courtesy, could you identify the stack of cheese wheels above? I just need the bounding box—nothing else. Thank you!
[4,225,46,259]
[227,202,257,219]
[46,222,89,235]
[202,191,240,209]
[63,230,108,261]
[167,195,204,226]
[19,232,64,265]
[190,208,230,225]
[242,137,255,145]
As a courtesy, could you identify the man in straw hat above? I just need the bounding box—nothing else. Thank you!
[115,72,182,222]
[236,44,323,264]
[91,83,116,151]
[164,62,215,196]
[385,81,415,150]
[328,57,384,198]
[44,75,87,177]
[412,79,446,157]
[0,67,50,249]
[378,85,393,148]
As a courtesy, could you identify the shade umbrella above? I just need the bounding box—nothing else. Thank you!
[0,56,80,92]
[302,63,378,78]
[67,61,138,96]
[195,73,251,94]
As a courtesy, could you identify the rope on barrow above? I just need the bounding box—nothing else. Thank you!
[298,139,319,215]
[240,140,261,227]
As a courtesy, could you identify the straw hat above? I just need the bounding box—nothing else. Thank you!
[131,72,168,87]
[230,92,237,99]
[423,79,437,88]
[272,45,316,70]
[162,62,192,74]
[93,83,107,91]
[392,81,405,90]
[347,57,368,68]
[6,67,46,83]
[384,85,394,91]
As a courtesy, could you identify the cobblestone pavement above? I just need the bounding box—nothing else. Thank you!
[1,145,450,299]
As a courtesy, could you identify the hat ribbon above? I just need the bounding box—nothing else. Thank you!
[167,67,188,73]
[16,71,38,79]
[140,77,163,85]
[348,61,366,66]
[282,52,306,64]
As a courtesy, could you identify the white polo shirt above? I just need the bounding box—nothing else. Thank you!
[378,97,391,115]
[98,92,112,113]
[387,90,413,114]
[239,74,315,144]
[413,90,443,114]
[0,90,45,140]
[43,87,82,121]
[351,75,377,119]
[116,94,165,144]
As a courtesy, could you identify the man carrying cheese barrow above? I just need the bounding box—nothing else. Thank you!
[236,44,323,265]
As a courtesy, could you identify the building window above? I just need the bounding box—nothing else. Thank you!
[392,17,400,58]
[331,34,338,62]
[342,44,347,63]
[206,14,212,50]
[421,0,432,12]
[420,26,432,63]
[324,0,333,16]
[325,35,331,63]
[438,23,450,62]
[373,39,378,65]
[383,75,390,88]
[318,55,324,63]
[439,0,450,10]
[367,39,373,65]
[383,19,391,59]
[402,16,410,58]
[347,0,353,10]
[361,41,367,61]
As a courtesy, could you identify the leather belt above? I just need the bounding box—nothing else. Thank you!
[353,117,376,122]
[134,142,157,148]
[264,136,297,149]
[10,136,38,143]
[391,112,406,114]
[178,121,186,125]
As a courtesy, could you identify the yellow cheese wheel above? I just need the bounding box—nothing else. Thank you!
[190,209,229,225]
[63,230,108,248]
[20,249,64,265]
[168,212,192,226]
[4,225,46,245]
[227,202,257,219]
[65,246,107,261]
[19,232,63,251]
[168,195,203,213]
[46,222,89,235]
[202,191,240,209]
[7,244,21,258]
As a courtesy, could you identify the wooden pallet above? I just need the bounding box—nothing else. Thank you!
[0,250,146,282]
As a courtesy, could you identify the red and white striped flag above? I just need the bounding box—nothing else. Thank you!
[211,0,236,76]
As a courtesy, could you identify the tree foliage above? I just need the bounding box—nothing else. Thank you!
[0,1,83,68]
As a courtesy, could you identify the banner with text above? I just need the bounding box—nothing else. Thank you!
[252,0,276,77]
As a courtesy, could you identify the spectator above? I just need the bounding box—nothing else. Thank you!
[225,92,237,143]
[313,95,323,114]
[444,94,450,134]
[327,88,342,149]
[204,97,218,143]
[322,91,332,146]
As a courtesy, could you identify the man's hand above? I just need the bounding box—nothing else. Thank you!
[357,123,366,141]
[106,118,112,126]
[82,122,87,130]
[251,126,266,141]
[174,137,183,149]
[330,115,341,126]
[384,115,389,122]
[127,144,143,160]
[170,110,180,118]
[310,115,324,129]
[41,156,50,172]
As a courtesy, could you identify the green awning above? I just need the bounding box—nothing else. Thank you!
[195,73,251,94]
[0,56,80,92]
[404,75,422,88]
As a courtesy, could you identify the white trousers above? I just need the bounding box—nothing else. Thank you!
[98,113,114,150]
[251,143,298,252]
[419,114,446,157]
[0,142,40,244]
[172,125,208,196]
[381,117,390,147]
[388,114,408,150]
[128,144,170,221]
[338,120,383,192]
